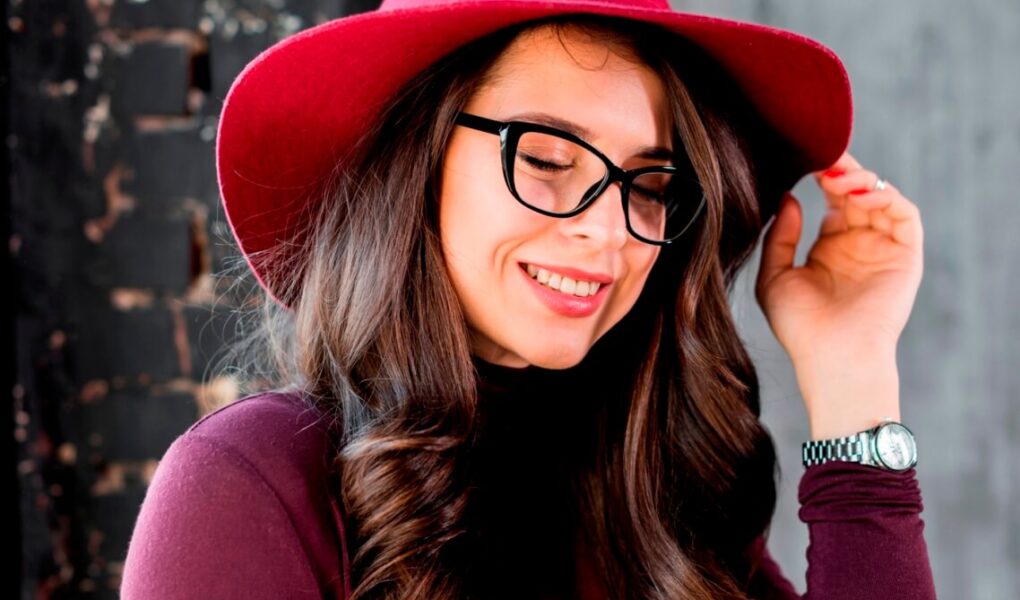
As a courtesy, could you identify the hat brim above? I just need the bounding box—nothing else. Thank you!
[217,1,852,307]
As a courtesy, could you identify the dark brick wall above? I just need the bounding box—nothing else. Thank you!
[8,2,378,597]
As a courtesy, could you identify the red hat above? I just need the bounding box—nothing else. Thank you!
[216,0,853,308]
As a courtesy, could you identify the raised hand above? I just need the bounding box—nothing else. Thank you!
[755,151,924,439]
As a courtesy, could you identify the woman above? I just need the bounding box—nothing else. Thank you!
[121,1,935,598]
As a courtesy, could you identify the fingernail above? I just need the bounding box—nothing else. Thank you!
[823,169,846,178]
[848,189,870,195]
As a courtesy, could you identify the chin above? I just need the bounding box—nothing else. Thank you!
[471,326,600,370]
[517,341,592,370]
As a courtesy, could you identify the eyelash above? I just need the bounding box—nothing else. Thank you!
[521,154,570,171]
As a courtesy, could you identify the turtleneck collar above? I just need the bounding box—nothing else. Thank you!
[469,353,601,443]
[471,353,545,392]
[466,355,591,597]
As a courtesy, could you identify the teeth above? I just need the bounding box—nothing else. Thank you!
[523,263,601,297]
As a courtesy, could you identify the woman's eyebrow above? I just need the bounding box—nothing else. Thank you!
[507,111,674,161]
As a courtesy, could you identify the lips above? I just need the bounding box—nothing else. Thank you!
[521,264,600,298]
[518,261,613,285]
[517,262,610,318]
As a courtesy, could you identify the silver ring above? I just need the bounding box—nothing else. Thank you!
[873,177,888,191]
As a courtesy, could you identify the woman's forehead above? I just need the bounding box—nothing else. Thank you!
[480,25,649,91]
[497,24,641,70]
[470,26,673,151]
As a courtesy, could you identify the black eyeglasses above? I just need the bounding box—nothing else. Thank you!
[452,111,706,245]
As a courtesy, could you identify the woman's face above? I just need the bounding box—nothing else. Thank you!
[439,26,671,369]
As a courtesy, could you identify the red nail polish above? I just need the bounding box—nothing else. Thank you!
[848,189,869,195]
[823,169,845,178]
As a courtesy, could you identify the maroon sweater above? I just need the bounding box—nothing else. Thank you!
[121,363,936,599]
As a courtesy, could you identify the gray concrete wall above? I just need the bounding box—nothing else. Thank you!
[683,1,1019,598]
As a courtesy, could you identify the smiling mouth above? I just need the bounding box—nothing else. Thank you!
[519,262,602,297]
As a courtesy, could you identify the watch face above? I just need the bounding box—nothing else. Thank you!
[875,423,917,470]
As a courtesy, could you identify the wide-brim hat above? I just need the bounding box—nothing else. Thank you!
[216,0,853,308]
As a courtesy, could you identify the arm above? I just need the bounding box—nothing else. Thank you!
[746,462,936,600]
[120,432,324,599]
[752,152,933,598]
[797,461,935,599]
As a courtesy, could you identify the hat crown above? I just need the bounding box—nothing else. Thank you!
[380,0,672,12]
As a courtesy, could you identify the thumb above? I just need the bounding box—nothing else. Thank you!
[758,192,802,290]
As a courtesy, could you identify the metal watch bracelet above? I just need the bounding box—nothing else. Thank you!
[802,432,867,467]
[801,418,918,471]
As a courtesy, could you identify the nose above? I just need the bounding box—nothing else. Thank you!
[557,181,630,249]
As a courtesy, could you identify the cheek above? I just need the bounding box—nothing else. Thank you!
[440,136,504,244]
[616,247,660,309]
[639,248,661,282]
[438,183,479,303]
[437,152,519,306]
[438,150,546,277]
[439,148,491,270]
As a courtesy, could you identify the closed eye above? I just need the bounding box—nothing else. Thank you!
[521,153,570,172]
[632,185,667,204]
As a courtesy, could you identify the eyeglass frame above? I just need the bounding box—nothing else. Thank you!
[452,111,707,246]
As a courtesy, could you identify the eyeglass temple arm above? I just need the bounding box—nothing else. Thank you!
[454,112,504,134]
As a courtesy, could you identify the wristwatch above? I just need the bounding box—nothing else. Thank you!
[802,417,918,471]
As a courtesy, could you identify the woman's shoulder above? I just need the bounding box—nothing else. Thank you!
[185,388,336,468]
[175,389,338,492]
[121,388,350,599]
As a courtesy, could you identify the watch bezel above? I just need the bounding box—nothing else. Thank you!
[869,420,918,471]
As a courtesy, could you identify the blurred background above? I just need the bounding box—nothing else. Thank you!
[6,0,1017,598]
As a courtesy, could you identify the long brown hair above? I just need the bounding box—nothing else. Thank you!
[218,14,793,600]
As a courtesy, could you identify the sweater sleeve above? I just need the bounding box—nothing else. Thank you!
[747,461,936,599]
[120,431,325,599]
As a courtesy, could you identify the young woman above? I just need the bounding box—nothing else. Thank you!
[121,1,936,598]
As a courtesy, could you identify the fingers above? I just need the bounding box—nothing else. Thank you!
[758,192,802,290]
[842,183,923,247]
[869,203,894,234]
[807,150,923,250]
[818,170,883,205]
[818,206,847,236]
[814,177,923,248]
[819,187,898,236]
[812,150,863,187]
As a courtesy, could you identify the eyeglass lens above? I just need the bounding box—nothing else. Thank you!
[513,131,703,243]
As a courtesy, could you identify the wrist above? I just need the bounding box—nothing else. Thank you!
[808,410,901,441]
[792,352,901,440]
